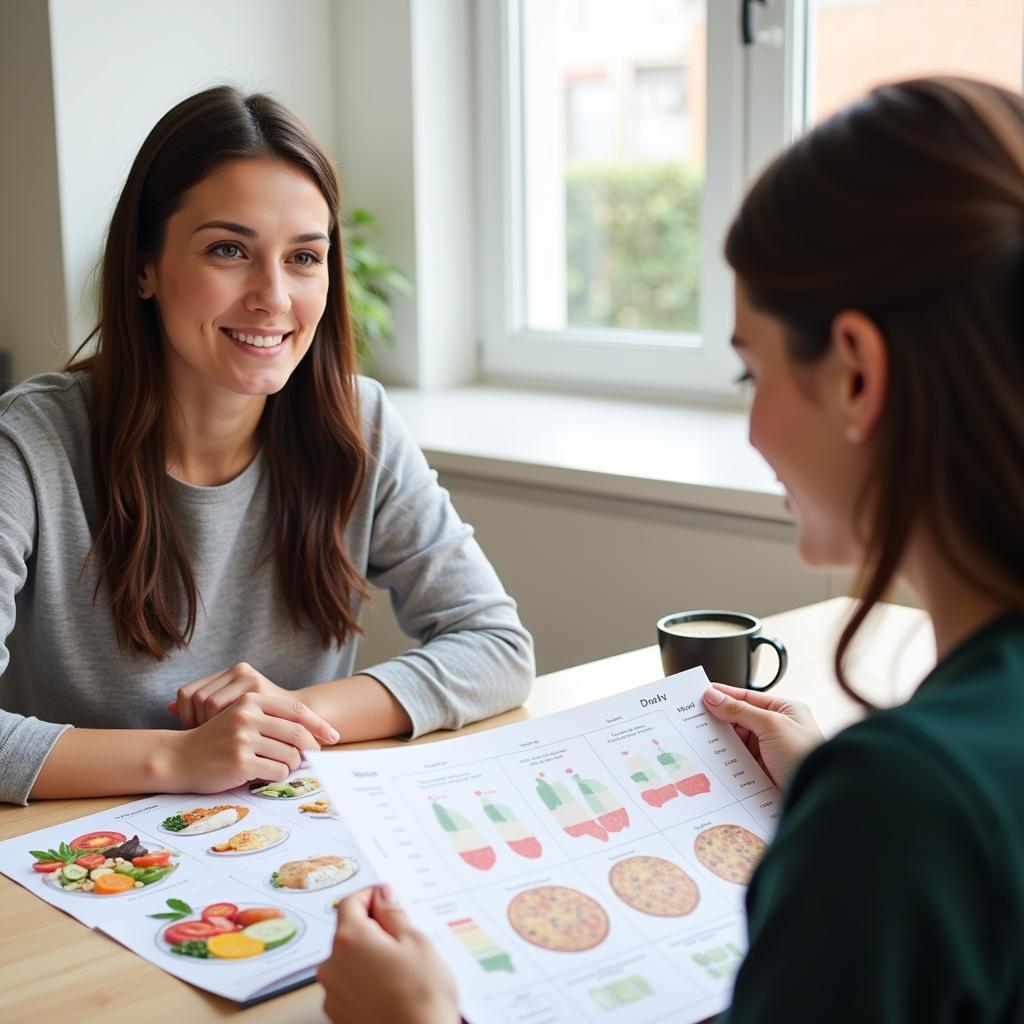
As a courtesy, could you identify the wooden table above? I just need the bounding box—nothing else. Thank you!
[0,597,933,1023]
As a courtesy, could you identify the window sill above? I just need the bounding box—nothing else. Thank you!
[385,385,788,522]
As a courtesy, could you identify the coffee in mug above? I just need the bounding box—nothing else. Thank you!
[662,619,750,638]
[657,610,787,691]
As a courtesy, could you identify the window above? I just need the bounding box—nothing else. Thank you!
[633,66,691,162]
[475,0,1024,398]
[566,76,614,160]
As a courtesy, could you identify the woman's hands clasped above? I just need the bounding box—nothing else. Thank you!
[169,661,297,726]
[702,683,824,790]
[165,663,339,793]
[319,886,458,1024]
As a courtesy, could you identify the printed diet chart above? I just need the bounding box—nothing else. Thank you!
[309,667,783,1024]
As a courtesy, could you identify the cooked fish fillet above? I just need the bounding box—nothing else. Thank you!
[277,855,351,890]
[210,824,285,853]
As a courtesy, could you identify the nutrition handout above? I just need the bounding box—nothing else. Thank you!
[0,765,371,1003]
[308,667,782,1024]
[0,667,779,1013]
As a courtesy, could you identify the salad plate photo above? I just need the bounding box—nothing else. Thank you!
[264,854,360,894]
[152,898,305,963]
[30,833,180,897]
[248,776,322,800]
[207,824,290,856]
[158,805,250,836]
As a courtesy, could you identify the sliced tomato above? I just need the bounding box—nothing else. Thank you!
[75,853,107,870]
[132,851,171,868]
[203,916,238,934]
[163,920,224,945]
[70,831,126,851]
[32,861,65,873]
[202,902,239,923]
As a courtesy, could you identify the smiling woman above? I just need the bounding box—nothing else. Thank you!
[142,160,332,412]
[0,86,534,805]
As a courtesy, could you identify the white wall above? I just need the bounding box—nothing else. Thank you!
[0,2,67,383]
[46,0,339,355]
[356,471,830,676]
[333,0,477,389]
[332,0,419,384]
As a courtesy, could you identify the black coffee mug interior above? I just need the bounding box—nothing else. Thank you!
[657,610,786,691]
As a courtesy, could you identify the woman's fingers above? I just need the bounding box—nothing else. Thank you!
[175,668,233,728]
[194,679,254,725]
[704,683,824,790]
[370,884,416,941]
[707,682,788,711]
[189,673,237,725]
[707,682,814,725]
[250,752,300,782]
[251,737,304,775]
[254,693,340,745]
[335,888,377,930]
[252,710,323,755]
[702,687,782,735]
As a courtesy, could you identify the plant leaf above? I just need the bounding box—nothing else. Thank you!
[29,849,62,862]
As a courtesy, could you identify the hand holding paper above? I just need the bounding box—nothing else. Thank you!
[319,885,458,1024]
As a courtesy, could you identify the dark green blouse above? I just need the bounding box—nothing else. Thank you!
[722,613,1024,1023]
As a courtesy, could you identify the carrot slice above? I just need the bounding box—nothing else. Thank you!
[207,932,265,959]
[93,872,136,894]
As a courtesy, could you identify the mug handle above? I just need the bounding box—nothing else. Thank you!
[749,634,788,692]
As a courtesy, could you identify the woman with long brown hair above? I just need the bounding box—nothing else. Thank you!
[0,86,533,805]
[316,76,1024,1022]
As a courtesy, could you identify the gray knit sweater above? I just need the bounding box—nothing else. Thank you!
[0,372,534,804]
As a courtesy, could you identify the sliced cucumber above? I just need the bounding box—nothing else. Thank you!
[89,867,115,880]
[241,918,297,949]
[61,864,88,883]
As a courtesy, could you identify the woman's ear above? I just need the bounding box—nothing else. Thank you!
[829,310,888,445]
[137,263,155,300]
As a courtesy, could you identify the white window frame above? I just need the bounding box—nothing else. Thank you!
[475,0,808,399]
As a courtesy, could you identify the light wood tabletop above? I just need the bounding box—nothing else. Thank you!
[0,597,934,1023]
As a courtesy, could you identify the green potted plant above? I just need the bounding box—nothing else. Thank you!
[342,208,413,371]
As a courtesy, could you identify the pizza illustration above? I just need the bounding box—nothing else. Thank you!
[693,824,767,885]
[608,855,700,917]
[507,885,608,952]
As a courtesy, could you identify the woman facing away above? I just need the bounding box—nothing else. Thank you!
[317,76,1024,1023]
[0,86,534,806]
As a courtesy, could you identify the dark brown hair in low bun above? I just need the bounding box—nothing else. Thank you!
[726,77,1024,706]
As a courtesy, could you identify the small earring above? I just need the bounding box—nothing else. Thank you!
[844,425,860,443]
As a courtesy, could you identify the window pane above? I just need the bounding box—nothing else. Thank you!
[521,0,706,334]
[809,0,1024,126]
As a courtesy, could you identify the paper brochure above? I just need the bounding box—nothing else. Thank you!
[308,668,781,1024]
[0,667,779,1014]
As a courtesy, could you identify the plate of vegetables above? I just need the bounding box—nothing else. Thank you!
[248,776,322,800]
[151,898,304,962]
[30,833,179,896]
